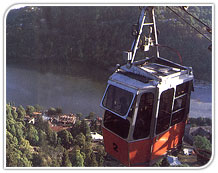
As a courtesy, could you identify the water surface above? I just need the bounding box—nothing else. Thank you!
[6,63,212,119]
[6,62,110,116]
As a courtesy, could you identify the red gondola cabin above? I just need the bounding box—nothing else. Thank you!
[100,6,194,166]
[100,57,193,166]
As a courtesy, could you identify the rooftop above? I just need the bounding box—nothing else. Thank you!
[109,57,192,90]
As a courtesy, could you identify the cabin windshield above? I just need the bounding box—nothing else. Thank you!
[102,85,134,117]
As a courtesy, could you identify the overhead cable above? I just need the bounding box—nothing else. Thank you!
[166,6,211,42]
[180,6,212,34]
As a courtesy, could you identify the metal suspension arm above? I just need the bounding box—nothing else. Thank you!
[130,7,159,64]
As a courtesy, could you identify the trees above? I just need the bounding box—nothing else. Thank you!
[7,6,212,81]
[6,130,32,167]
[47,107,56,116]
[38,129,47,146]
[95,145,106,166]
[80,119,91,137]
[87,112,96,120]
[47,107,63,117]
[26,124,39,146]
[6,104,13,120]
[194,135,211,151]
[57,129,74,149]
[17,105,26,120]
[34,104,43,112]
[76,113,83,120]
[6,104,106,167]
[62,150,72,167]
[26,105,35,116]
[70,149,84,167]
[75,133,86,148]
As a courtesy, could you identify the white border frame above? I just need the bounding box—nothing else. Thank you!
[2,1,215,171]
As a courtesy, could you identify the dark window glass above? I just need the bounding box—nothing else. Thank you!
[173,95,187,111]
[171,81,190,126]
[102,85,134,117]
[103,110,130,139]
[171,109,185,126]
[156,88,174,135]
[175,82,189,97]
[133,93,154,140]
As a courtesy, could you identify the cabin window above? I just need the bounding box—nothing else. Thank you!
[103,110,131,139]
[102,85,134,117]
[156,88,174,135]
[133,92,154,140]
[175,81,189,97]
[171,82,190,126]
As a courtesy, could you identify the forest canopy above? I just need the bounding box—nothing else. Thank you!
[6,6,212,81]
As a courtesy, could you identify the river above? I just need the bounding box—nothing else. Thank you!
[6,62,212,119]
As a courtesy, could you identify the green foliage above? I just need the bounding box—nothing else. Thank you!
[80,119,91,137]
[70,120,81,137]
[70,149,84,167]
[87,112,96,120]
[95,145,106,166]
[57,129,74,149]
[6,130,18,149]
[6,130,32,167]
[6,104,105,167]
[34,104,43,112]
[75,133,86,148]
[76,113,83,120]
[12,109,18,119]
[62,150,72,167]
[19,138,33,160]
[6,148,32,167]
[194,135,211,151]
[38,129,47,146]
[26,124,39,146]
[6,104,13,120]
[26,105,35,116]
[47,107,63,116]
[17,105,26,120]
[47,107,57,116]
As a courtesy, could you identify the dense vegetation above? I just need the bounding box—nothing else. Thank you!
[6,6,212,81]
[6,103,212,167]
[6,104,105,167]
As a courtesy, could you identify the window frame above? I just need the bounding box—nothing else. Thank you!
[100,83,137,119]
[170,81,191,126]
[133,92,154,140]
[103,110,131,139]
[155,88,175,135]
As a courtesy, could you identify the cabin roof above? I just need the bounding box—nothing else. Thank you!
[109,57,193,90]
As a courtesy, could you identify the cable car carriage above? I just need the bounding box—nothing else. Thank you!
[100,7,194,166]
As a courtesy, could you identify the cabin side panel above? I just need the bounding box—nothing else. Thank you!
[168,121,186,149]
[151,130,171,160]
[129,139,152,166]
[102,127,129,166]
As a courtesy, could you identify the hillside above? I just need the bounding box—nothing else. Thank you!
[6,6,212,81]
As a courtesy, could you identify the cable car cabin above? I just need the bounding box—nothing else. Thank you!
[100,57,194,166]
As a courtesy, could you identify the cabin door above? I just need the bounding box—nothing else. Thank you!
[151,88,174,160]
